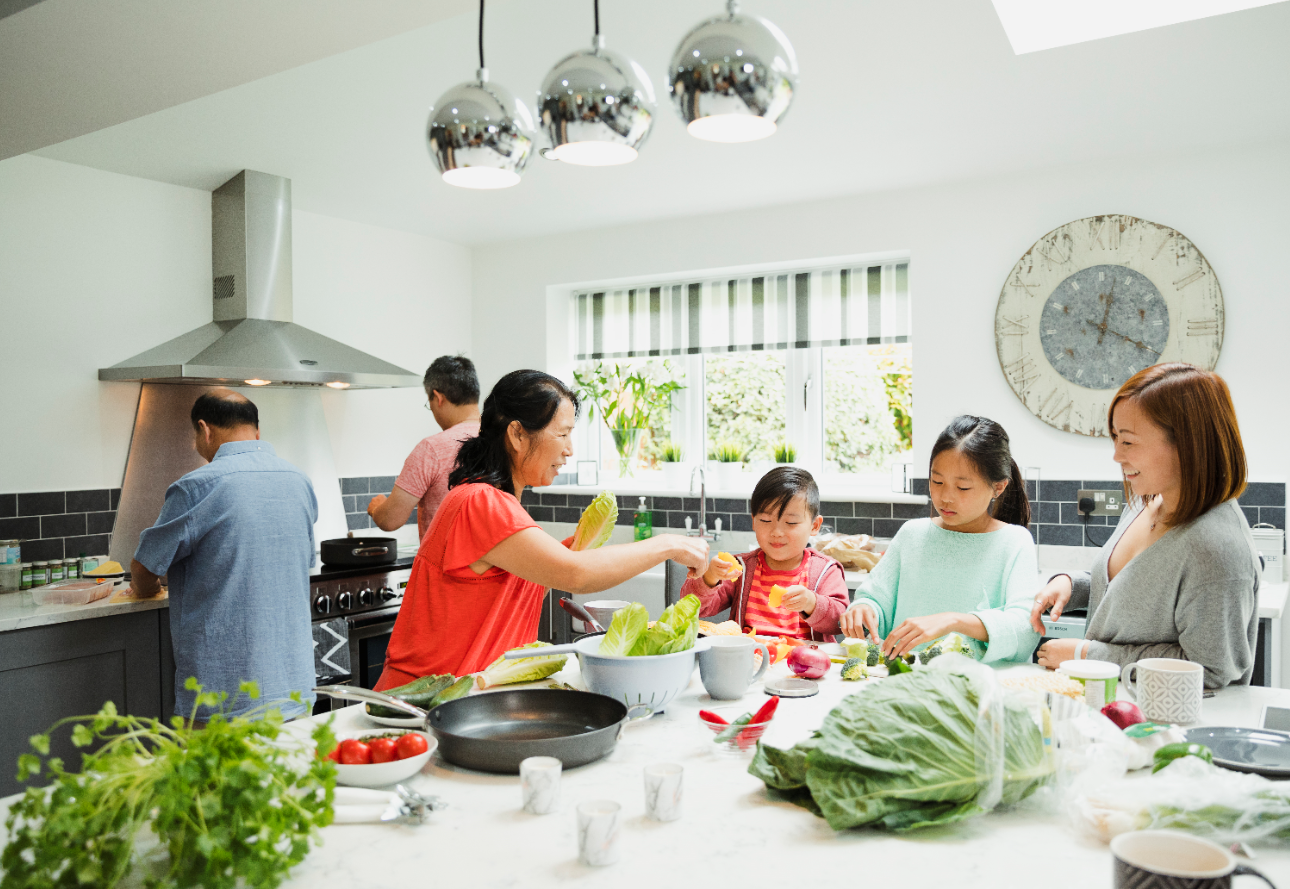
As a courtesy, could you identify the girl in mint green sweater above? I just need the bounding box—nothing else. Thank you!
[840,416,1041,663]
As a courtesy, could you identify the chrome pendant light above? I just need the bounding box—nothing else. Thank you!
[427,0,534,188]
[537,0,655,166]
[668,0,798,143]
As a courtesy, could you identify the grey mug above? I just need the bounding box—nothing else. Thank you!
[1111,830,1276,889]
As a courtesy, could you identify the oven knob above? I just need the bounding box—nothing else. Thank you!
[313,595,332,615]
[337,591,353,610]
[380,586,397,602]
[358,587,373,607]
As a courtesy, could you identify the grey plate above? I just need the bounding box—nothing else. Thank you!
[1184,726,1290,778]
[764,677,819,698]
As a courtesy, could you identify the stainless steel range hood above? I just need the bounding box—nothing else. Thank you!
[99,170,421,390]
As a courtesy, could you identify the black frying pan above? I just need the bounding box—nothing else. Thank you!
[428,689,649,773]
[320,536,398,567]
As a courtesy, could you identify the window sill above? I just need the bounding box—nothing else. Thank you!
[533,478,927,505]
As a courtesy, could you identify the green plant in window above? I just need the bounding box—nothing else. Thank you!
[574,361,684,474]
[659,440,684,463]
[710,441,748,463]
[774,441,797,463]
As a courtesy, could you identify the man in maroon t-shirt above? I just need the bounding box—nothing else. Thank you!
[368,356,481,542]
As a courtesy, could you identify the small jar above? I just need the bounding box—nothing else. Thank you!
[49,560,65,583]
[20,562,32,590]
[81,555,99,575]
[64,558,79,580]
[0,540,17,565]
[31,561,49,587]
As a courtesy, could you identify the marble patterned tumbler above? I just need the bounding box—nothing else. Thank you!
[576,800,621,866]
[520,756,561,815]
[643,763,683,822]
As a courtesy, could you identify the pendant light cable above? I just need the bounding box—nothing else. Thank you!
[593,0,600,37]
[478,0,485,69]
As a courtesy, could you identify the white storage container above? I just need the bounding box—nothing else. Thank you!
[1252,524,1284,583]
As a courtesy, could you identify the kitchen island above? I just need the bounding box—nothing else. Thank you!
[260,665,1290,886]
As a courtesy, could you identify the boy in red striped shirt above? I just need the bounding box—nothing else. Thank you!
[682,467,848,640]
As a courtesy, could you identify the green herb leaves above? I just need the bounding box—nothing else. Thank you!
[1,680,336,889]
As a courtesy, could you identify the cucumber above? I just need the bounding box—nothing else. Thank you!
[427,675,474,709]
[365,674,456,718]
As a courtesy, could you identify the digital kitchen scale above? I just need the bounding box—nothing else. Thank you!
[1040,611,1088,640]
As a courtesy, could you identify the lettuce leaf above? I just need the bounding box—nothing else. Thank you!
[748,668,1052,831]
[475,641,567,689]
[570,491,618,551]
[597,602,649,656]
[629,594,701,656]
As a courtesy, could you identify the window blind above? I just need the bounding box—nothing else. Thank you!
[572,263,909,361]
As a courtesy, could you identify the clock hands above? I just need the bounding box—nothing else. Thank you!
[1094,278,1116,346]
[1084,318,1162,355]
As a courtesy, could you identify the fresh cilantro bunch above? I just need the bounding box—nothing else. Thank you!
[1,678,337,889]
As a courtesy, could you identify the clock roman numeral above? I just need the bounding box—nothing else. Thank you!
[1187,318,1219,336]
[1047,398,1073,427]
[1004,355,1041,391]
[1036,241,1069,266]
[1151,231,1175,260]
[998,315,1030,336]
[1009,271,1039,296]
[1173,268,1206,289]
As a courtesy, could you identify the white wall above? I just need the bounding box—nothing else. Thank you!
[472,141,1290,484]
[0,155,471,492]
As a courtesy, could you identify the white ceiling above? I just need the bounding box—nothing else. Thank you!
[15,0,1290,246]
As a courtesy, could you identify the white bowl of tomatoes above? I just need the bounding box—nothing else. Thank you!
[329,730,436,788]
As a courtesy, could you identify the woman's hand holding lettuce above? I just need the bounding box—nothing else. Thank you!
[597,596,702,657]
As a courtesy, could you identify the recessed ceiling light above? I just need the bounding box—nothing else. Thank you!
[991,0,1284,54]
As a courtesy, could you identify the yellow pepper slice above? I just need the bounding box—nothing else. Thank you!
[767,584,786,608]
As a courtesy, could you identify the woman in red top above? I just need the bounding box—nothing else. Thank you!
[376,370,710,687]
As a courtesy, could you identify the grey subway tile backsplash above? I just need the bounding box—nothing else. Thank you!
[86,511,117,535]
[18,491,65,516]
[40,513,85,538]
[0,494,14,518]
[65,489,110,513]
[340,477,369,496]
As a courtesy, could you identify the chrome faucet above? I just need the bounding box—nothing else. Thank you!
[688,466,719,541]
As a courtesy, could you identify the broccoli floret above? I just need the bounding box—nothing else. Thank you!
[845,640,869,659]
[940,633,976,658]
[865,646,881,667]
[841,658,869,681]
[920,643,943,664]
[903,653,917,665]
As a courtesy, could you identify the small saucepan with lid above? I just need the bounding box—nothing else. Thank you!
[320,536,398,568]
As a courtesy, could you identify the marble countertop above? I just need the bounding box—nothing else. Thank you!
[0,588,167,632]
[278,665,1290,887]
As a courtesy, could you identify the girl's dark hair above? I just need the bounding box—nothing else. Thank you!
[929,415,1030,527]
[449,370,579,496]
[751,466,820,519]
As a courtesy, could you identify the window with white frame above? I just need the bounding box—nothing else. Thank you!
[569,262,911,487]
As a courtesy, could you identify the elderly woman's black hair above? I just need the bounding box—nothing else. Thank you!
[449,370,580,495]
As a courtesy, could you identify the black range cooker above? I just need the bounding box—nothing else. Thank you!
[309,555,415,711]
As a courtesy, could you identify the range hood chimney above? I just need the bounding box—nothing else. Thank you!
[99,170,420,389]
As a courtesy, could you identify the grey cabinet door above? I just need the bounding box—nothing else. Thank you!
[0,610,162,798]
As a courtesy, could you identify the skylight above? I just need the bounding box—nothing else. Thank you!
[991,0,1286,54]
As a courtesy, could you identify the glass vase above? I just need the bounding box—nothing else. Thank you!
[610,428,644,478]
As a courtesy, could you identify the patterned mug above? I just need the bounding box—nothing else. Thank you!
[1111,830,1275,888]
[1121,657,1204,725]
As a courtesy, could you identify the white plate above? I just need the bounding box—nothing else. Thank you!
[334,730,436,788]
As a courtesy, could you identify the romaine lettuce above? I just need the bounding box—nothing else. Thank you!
[570,491,618,551]
[597,602,649,656]
[475,641,568,688]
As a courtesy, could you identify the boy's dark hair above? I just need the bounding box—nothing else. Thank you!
[750,466,820,519]
[424,355,480,406]
[190,392,258,430]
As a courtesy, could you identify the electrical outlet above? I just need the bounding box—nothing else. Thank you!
[1078,489,1124,516]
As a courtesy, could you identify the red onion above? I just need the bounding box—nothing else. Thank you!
[787,644,830,679]
[1102,700,1145,730]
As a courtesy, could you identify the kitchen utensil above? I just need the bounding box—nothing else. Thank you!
[1110,830,1275,889]
[505,635,708,713]
[428,689,652,774]
[333,729,436,787]
[520,755,561,814]
[583,599,630,629]
[315,685,429,724]
[1122,658,1204,725]
[1184,726,1290,777]
[643,763,683,822]
[320,536,398,568]
[698,636,769,700]
[559,597,603,633]
[576,800,621,867]
[1057,659,1119,709]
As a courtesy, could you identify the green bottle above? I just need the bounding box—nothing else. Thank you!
[633,496,653,541]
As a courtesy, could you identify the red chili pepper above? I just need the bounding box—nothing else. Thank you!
[737,696,780,749]
[699,709,729,726]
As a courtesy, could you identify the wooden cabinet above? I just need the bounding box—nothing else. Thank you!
[0,610,166,798]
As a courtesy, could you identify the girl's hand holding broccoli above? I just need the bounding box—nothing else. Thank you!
[841,602,883,643]
[883,612,987,659]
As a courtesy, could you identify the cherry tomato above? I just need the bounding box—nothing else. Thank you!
[368,737,398,764]
[325,747,340,763]
[337,738,372,765]
[395,733,429,760]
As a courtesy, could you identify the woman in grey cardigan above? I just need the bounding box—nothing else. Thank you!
[1030,363,1261,689]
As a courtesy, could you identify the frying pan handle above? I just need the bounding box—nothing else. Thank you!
[313,685,427,722]
[352,546,391,557]
[559,597,604,633]
[617,704,655,740]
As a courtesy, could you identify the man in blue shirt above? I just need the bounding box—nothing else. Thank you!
[132,388,318,721]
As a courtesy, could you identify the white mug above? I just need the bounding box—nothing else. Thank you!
[698,636,770,700]
[1121,657,1204,725]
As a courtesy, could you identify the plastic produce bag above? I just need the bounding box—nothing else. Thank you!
[1072,754,1290,845]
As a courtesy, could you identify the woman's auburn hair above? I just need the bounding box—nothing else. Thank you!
[1108,362,1246,526]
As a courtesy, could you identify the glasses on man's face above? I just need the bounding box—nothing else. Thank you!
[424,402,433,412]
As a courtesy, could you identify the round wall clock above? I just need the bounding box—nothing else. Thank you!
[994,214,1223,437]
